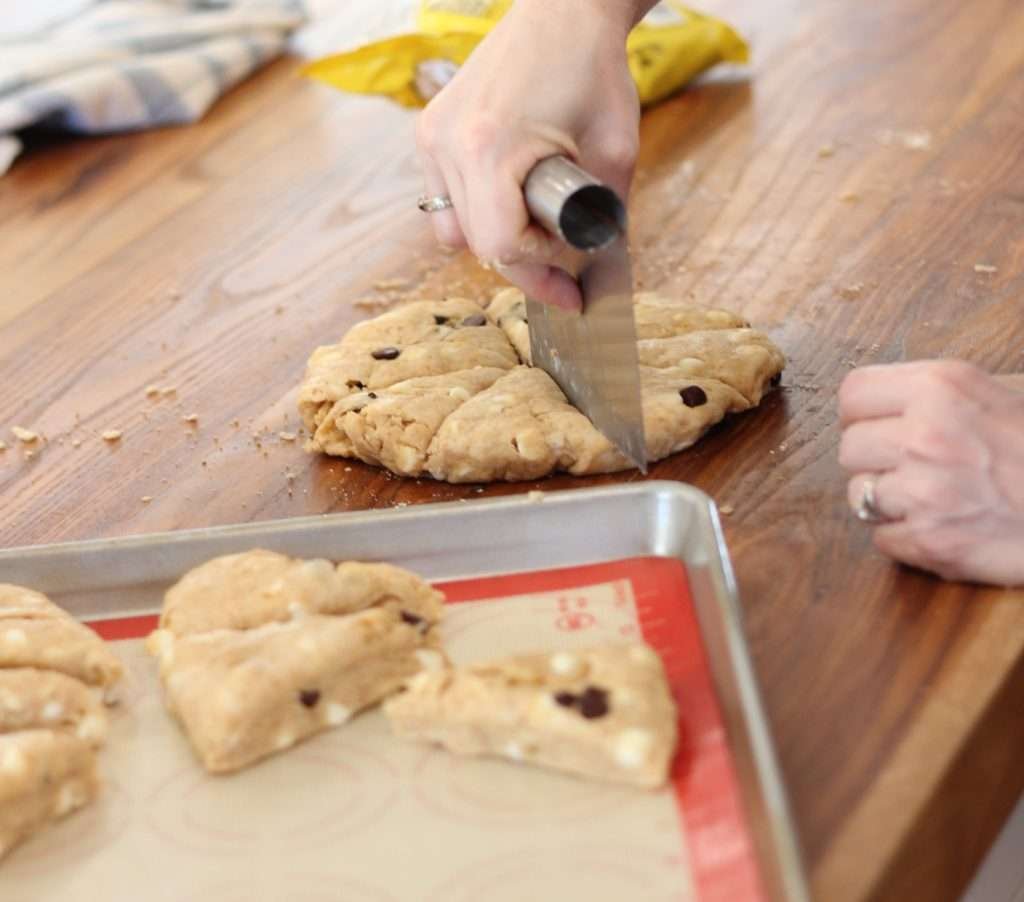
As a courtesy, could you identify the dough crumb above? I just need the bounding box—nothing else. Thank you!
[141,496,153,504]
[101,430,122,442]
[278,432,297,442]
[373,278,410,291]
[0,440,6,451]
[144,385,160,397]
[817,143,836,158]
[71,438,82,448]
[527,490,545,503]
[839,283,864,300]
[718,504,735,516]
[161,387,177,397]
[12,427,39,443]
[839,191,860,203]
[24,450,36,461]
[183,414,199,425]
[974,263,997,274]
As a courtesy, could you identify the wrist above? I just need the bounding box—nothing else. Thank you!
[513,0,646,42]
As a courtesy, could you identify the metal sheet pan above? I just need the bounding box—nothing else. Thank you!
[0,481,808,901]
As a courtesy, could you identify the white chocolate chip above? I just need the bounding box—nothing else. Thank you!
[447,387,471,402]
[549,652,583,678]
[3,628,27,647]
[274,731,295,750]
[287,601,306,620]
[629,644,659,664]
[414,649,445,673]
[503,741,525,762]
[1,745,27,776]
[41,701,64,723]
[76,714,107,743]
[0,690,22,712]
[150,629,175,665]
[324,703,352,726]
[55,782,86,817]
[614,729,654,770]
[297,637,318,654]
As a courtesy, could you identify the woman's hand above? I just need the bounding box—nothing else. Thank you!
[839,360,1024,585]
[415,0,648,310]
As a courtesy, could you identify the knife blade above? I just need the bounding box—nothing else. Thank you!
[523,155,647,472]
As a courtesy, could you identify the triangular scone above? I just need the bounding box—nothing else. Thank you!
[384,644,678,789]
[0,587,120,862]
[0,730,99,861]
[148,551,446,773]
[160,550,443,635]
[0,584,123,691]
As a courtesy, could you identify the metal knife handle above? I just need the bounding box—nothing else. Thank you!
[524,155,627,252]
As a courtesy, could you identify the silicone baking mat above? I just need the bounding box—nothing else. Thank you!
[0,557,765,902]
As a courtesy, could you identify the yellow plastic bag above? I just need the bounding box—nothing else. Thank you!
[303,1,748,109]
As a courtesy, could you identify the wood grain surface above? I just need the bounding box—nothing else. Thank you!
[1,0,1023,899]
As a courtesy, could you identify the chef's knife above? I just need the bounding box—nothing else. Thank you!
[523,155,647,472]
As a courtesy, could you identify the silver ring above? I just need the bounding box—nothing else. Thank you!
[417,194,454,213]
[856,476,888,523]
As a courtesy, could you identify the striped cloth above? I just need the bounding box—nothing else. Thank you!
[0,1,308,176]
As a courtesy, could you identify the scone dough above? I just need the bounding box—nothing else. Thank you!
[298,289,785,482]
[0,585,121,861]
[148,551,447,773]
[384,643,678,789]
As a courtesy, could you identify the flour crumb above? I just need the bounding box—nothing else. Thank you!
[101,430,122,442]
[12,427,38,443]
[973,263,997,274]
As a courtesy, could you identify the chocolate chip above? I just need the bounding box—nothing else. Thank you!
[367,392,378,399]
[578,687,609,719]
[298,689,320,708]
[770,372,782,387]
[679,385,708,408]
[371,347,400,360]
[553,691,578,708]
[346,379,364,389]
[400,610,424,627]
[433,315,449,325]
[462,314,487,327]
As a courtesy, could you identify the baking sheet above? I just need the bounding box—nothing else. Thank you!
[0,483,808,901]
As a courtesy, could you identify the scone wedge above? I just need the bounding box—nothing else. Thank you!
[385,643,678,789]
[148,550,446,773]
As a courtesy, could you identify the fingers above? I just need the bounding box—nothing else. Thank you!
[417,143,467,250]
[839,359,993,426]
[838,417,903,472]
[495,261,583,311]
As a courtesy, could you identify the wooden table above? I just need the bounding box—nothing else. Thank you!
[1,0,1022,898]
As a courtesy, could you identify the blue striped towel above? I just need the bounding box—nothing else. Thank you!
[0,1,308,176]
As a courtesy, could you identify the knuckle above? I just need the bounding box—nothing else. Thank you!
[415,108,441,154]
[918,359,978,398]
[907,470,949,510]
[458,118,500,160]
[471,234,518,266]
[600,134,639,174]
